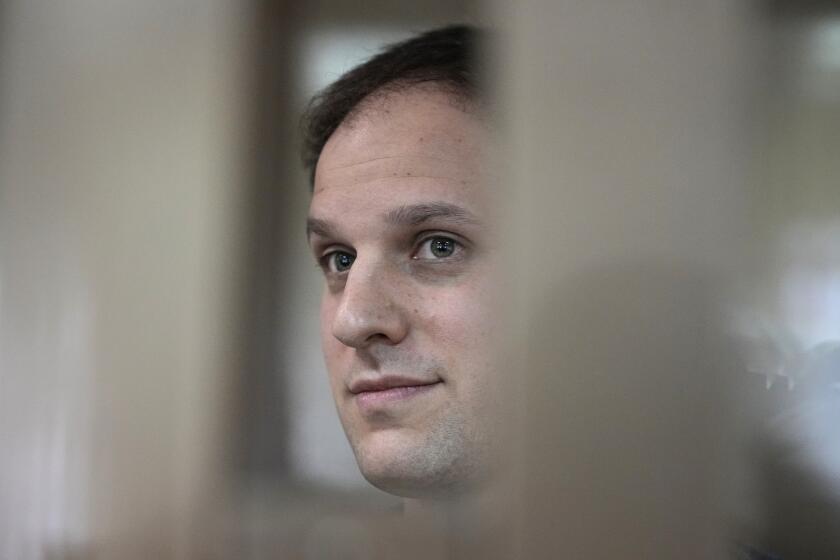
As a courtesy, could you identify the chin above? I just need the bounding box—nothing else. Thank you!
[359,462,475,500]
[351,429,485,500]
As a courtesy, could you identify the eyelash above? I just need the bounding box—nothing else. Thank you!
[320,250,355,274]
[318,234,465,275]
[413,234,465,261]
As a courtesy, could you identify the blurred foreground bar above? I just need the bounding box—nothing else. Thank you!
[0,1,252,558]
[499,1,755,558]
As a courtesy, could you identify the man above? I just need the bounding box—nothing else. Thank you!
[302,25,504,502]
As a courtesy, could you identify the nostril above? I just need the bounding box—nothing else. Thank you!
[364,332,395,345]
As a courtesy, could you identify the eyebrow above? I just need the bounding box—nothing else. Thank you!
[306,201,480,243]
[306,217,339,241]
[384,202,480,227]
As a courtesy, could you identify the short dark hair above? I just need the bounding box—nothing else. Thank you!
[300,24,483,187]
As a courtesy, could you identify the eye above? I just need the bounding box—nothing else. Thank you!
[324,251,355,273]
[414,236,461,260]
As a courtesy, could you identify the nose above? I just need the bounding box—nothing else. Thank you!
[330,257,410,349]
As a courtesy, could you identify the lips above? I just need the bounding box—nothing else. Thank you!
[349,375,442,412]
[349,375,440,394]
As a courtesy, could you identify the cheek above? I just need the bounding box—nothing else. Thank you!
[319,295,345,384]
[423,281,496,365]
[319,293,334,343]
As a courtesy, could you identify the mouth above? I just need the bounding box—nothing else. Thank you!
[349,376,442,412]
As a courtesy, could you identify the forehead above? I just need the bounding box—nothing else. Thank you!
[310,88,488,215]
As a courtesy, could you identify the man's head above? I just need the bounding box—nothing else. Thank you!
[303,26,499,499]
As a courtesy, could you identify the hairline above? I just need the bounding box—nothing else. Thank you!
[341,79,478,128]
[310,81,484,194]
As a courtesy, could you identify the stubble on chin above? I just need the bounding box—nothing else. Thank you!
[346,401,490,499]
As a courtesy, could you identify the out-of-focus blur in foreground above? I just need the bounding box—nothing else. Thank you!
[1,1,838,558]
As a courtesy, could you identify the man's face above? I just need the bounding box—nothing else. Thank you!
[307,87,499,498]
